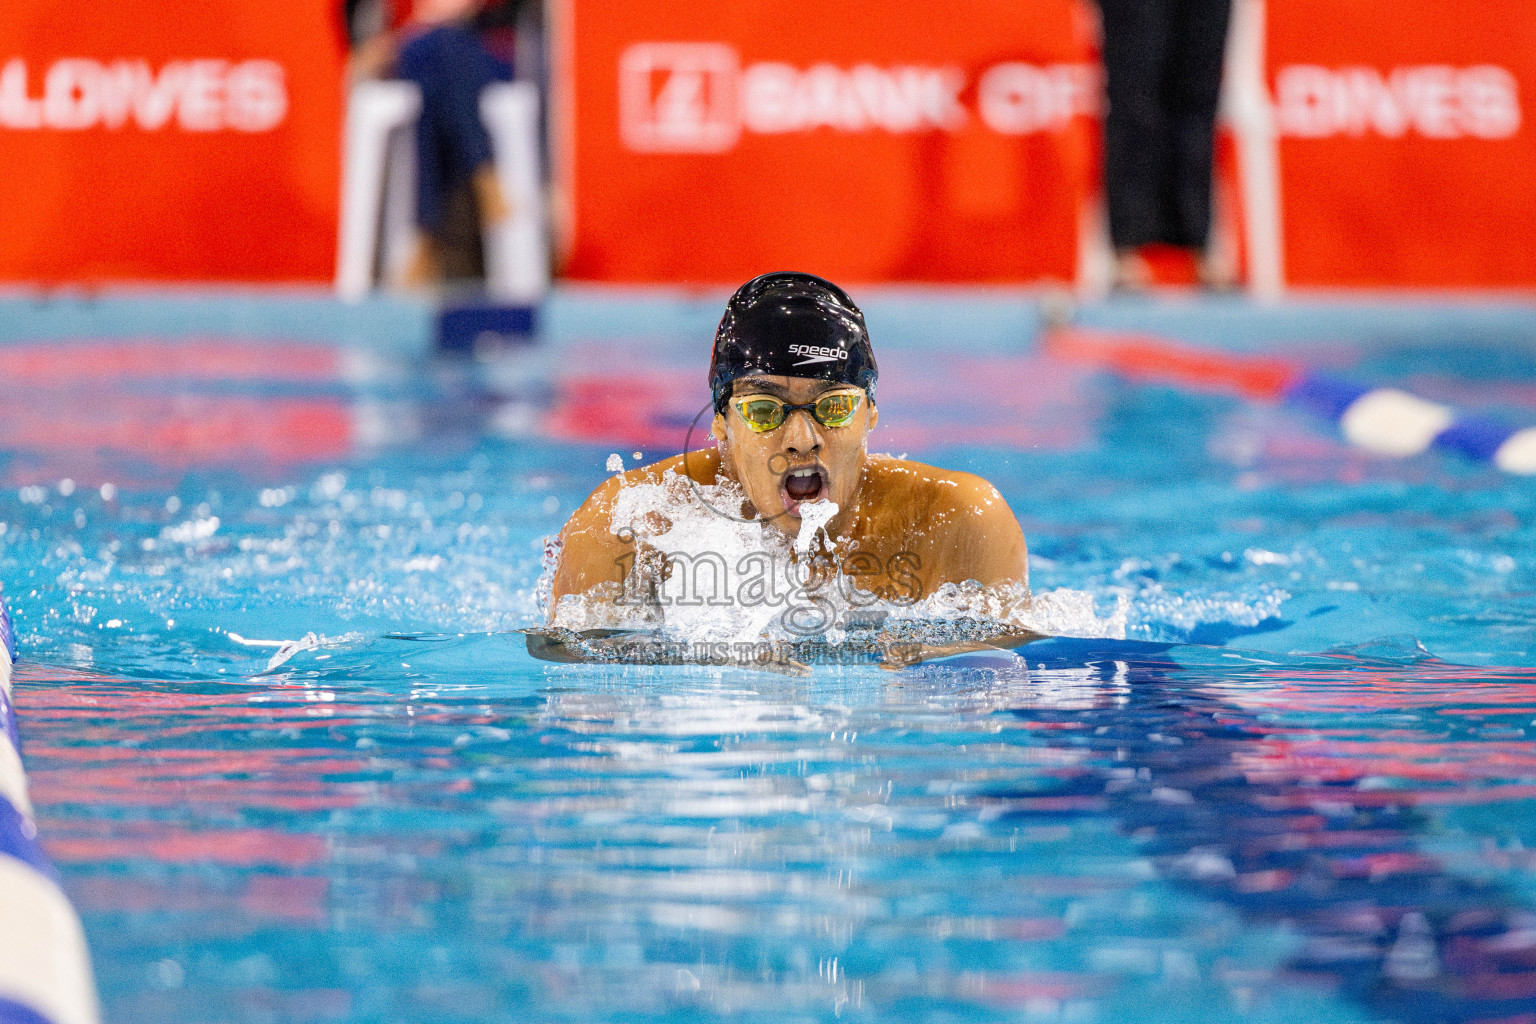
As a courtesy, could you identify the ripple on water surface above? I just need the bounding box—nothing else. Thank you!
[4,327,1536,1023]
[17,637,1536,1024]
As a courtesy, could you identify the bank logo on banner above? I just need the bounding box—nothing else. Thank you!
[0,58,288,132]
[620,43,740,152]
[1275,65,1521,140]
[619,42,1095,153]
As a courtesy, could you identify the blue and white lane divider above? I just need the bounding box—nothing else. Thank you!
[1047,328,1536,474]
[1284,374,1536,473]
[0,600,99,1024]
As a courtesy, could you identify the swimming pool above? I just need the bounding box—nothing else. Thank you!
[5,289,1536,1023]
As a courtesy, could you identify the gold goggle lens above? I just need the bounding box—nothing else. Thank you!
[732,392,863,433]
[735,398,788,432]
[814,392,861,427]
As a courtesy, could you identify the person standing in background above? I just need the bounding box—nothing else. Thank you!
[1097,0,1234,291]
[344,0,541,287]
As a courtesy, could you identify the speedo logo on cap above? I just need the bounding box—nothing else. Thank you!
[788,343,847,366]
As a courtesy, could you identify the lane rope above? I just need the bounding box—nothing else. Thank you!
[0,598,100,1024]
[1045,327,1536,474]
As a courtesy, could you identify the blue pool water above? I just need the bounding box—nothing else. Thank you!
[5,290,1536,1023]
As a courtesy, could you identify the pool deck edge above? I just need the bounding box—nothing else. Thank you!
[0,286,1531,359]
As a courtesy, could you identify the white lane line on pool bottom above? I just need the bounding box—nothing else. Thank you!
[1340,389,1455,457]
[0,857,100,1024]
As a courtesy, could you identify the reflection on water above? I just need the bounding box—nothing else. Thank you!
[527,348,1104,453]
[19,639,1536,1023]
[0,340,416,488]
[3,317,1536,1023]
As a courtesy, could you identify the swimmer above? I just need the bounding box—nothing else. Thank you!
[547,272,1038,666]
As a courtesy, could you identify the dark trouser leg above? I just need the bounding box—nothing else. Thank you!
[412,107,449,238]
[1099,0,1175,249]
[398,25,509,237]
[437,178,486,281]
[1166,0,1233,249]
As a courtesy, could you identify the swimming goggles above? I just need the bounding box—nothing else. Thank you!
[730,390,864,433]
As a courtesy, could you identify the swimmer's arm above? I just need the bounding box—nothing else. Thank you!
[548,477,633,613]
[879,629,1045,671]
[930,473,1029,589]
[874,474,1032,670]
[547,456,707,616]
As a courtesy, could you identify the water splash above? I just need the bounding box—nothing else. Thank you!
[226,630,366,672]
[794,500,838,556]
[1119,583,1290,643]
[547,472,1123,647]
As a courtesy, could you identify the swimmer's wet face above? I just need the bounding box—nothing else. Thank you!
[550,272,1028,618]
[705,272,879,535]
[711,374,877,533]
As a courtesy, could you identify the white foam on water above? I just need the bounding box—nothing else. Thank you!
[1118,583,1290,642]
[901,581,1125,639]
[548,471,1126,645]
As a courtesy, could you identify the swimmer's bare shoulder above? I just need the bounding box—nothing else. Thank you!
[863,454,1028,590]
[549,452,722,604]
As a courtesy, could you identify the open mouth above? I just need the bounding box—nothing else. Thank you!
[779,465,827,517]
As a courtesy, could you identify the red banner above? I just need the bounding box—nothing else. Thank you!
[1269,0,1536,288]
[4,1,1531,290]
[557,0,1101,284]
[0,1,345,284]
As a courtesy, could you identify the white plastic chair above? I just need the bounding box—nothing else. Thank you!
[336,79,549,303]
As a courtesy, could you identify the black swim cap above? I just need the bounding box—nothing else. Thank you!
[710,272,878,416]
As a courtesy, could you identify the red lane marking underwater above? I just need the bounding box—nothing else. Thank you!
[44,827,327,869]
[538,351,1100,451]
[0,339,375,482]
[0,340,341,383]
[542,369,701,449]
[1044,326,1536,474]
[63,874,328,924]
[2,397,352,456]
